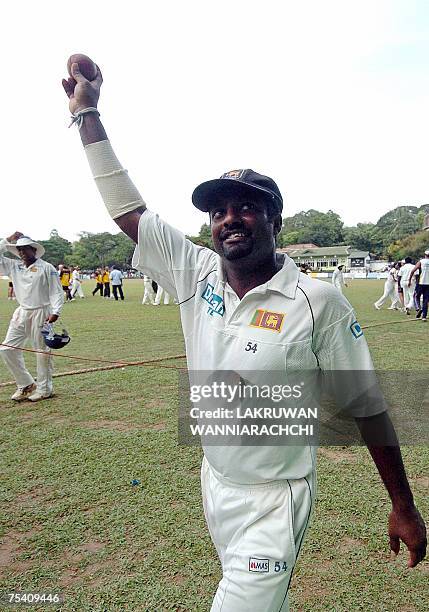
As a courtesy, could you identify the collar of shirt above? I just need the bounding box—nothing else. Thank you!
[217,253,299,300]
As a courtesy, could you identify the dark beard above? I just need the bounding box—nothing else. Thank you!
[221,240,254,260]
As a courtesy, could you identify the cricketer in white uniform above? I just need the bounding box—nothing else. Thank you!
[0,233,64,401]
[397,257,416,313]
[374,265,401,310]
[331,265,347,294]
[70,266,85,298]
[154,284,170,305]
[142,274,156,305]
[63,57,426,610]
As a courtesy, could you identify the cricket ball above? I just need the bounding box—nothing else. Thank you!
[67,54,97,81]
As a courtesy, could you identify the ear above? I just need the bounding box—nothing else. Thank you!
[273,213,282,236]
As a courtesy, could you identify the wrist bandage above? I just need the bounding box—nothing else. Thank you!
[84,140,146,219]
[69,107,100,129]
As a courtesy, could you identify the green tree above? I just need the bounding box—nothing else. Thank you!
[67,231,135,269]
[387,231,429,261]
[343,223,383,253]
[39,230,72,267]
[187,223,213,249]
[279,210,344,247]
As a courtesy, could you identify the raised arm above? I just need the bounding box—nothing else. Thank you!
[62,58,145,243]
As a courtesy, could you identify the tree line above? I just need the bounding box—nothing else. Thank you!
[188,204,429,260]
[35,203,429,269]
[38,230,135,269]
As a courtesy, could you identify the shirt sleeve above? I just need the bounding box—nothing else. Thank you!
[0,239,16,276]
[47,264,64,315]
[314,290,387,418]
[131,210,217,301]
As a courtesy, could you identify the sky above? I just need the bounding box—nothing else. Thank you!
[3,0,429,242]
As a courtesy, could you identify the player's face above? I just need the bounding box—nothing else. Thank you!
[17,245,37,266]
[209,195,280,262]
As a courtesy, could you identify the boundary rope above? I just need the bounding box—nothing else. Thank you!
[0,352,186,388]
[0,317,423,389]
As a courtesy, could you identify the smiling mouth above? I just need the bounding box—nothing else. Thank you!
[223,232,250,242]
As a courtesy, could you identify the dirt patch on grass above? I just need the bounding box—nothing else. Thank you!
[318,447,358,463]
[59,541,110,586]
[77,541,105,554]
[0,527,42,570]
[411,476,429,488]
[338,536,364,553]
[14,485,52,506]
[144,421,166,431]
[59,559,112,587]
[171,573,186,585]
[293,575,332,604]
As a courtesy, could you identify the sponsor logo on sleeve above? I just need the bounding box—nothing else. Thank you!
[250,309,285,332]
[350,320,363,339]
[249,557,269,573]
[202,283,225,317]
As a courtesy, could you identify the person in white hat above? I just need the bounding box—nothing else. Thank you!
[331,264,347,294]
[409,249,429,322]
[0,232,64,401]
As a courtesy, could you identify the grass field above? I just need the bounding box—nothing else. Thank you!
[0,278,428,611]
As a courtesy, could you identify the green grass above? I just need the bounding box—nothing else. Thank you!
[0,278,427,611]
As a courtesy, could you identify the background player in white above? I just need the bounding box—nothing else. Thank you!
[409,249,429,321]
[70,266,85,298]
[374,264,401,310]
[397,257,416,315]
[331,264,347,294]
[0,233,64,401]
[62,56,426,610]
[153,284,170,305]
[142,274,156,305]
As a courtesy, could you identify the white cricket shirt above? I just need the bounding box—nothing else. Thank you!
[398,263,416,287]
[132,211,384,485]
[0,240,64,315]
[419,258,429,285]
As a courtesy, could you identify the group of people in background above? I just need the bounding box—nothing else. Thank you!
[92,266,125,300]
[374,250,429,321]
[58,265,84,301]
[57,264,125,301]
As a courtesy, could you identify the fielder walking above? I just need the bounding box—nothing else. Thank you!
[63,57,426,611]
[374,264,401,310]
[70,266,85,299]
[0,233,64,401]
[331,264,347,294]
[397,257,416,315]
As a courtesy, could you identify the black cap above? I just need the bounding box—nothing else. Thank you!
[192,169,283,214]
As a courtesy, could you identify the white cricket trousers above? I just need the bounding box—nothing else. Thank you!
[374,280,401,309]
[142,281,155,304]
[201,458,315,612]
[71,280,84,298]
[0,306,53,395]
[154,285,170,305]
[402,284,415,310]
[333,282,343,295]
